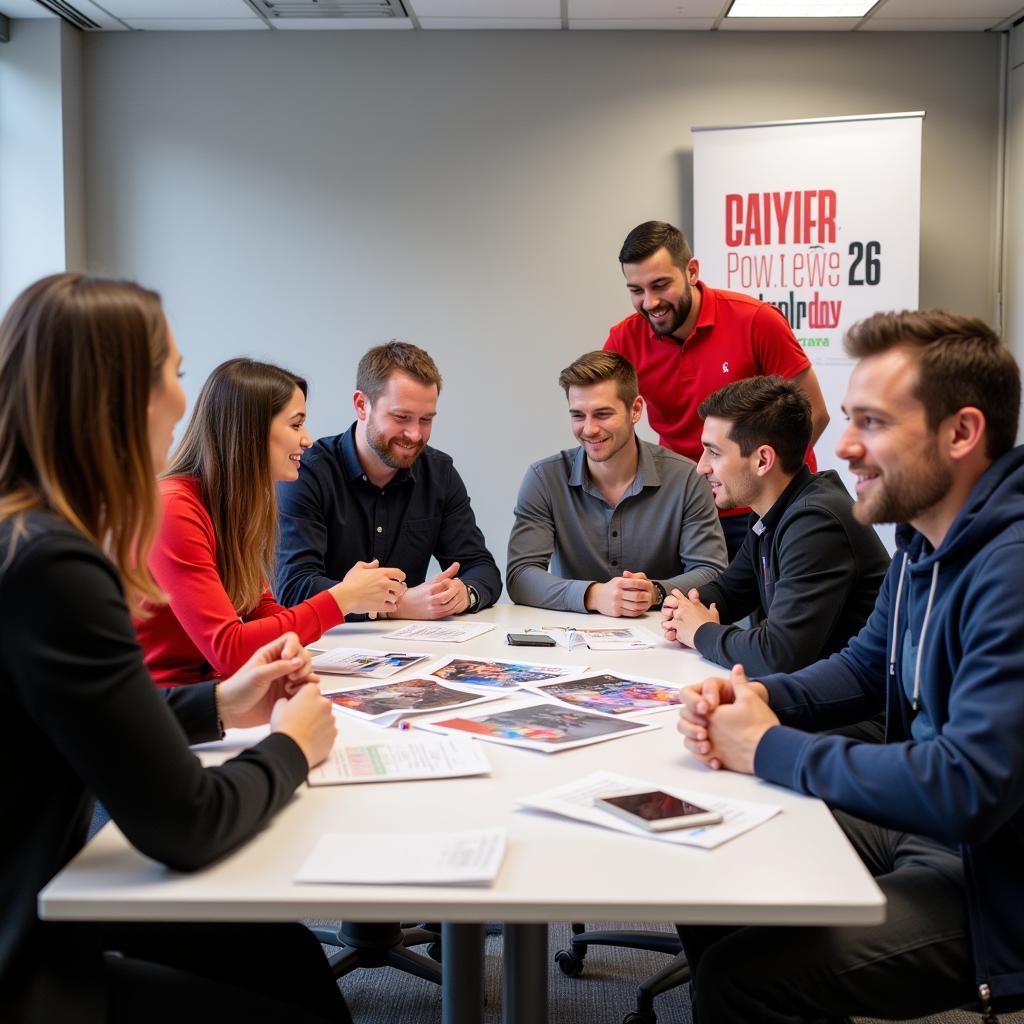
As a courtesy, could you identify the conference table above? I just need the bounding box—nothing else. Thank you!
[41,604,885,1024]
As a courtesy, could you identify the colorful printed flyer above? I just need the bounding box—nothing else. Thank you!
[325,677,501,727]
[528,672,682,717]
[311,647,431,679]
[420,700,657,753]
[429,656,581,690]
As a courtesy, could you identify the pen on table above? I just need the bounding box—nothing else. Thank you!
[397,719,413,731]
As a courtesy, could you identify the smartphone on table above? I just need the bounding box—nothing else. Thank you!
[506,632,557,647]
[594,789,723,832]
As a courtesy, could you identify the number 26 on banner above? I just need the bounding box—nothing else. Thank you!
[848,241,881,286]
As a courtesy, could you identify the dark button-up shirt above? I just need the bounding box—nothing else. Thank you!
[274,424,501,614]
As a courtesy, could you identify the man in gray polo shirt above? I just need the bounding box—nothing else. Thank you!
[506,351,727,615]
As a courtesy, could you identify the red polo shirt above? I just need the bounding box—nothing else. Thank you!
[605,281,814,516]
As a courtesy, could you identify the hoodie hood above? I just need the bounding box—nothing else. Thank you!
[894,446,1024,566]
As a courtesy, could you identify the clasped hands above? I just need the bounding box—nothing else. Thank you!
[661,587,719,647]
[584,570,658,617]
[676,663,779,774]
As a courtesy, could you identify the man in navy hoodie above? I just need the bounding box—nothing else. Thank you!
[676,310,1024,1022]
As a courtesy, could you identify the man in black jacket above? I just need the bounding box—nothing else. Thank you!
[661,375,889,675]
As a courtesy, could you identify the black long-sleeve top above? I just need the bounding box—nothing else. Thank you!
[274,424,502,615]
[693,468,891,675]
[0,512,308,1024]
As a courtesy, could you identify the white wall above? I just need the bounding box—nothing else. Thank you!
[0,18,84,311]
[80,30,1002,584]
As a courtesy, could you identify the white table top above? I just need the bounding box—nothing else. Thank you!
[41,604,885,928]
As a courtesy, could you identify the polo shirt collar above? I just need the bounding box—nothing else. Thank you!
[340,422,416,486]
[753,465,814,536]
[569,437,659,495]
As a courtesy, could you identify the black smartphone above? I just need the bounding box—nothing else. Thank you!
[594,790,723,832]
[506,632,557,647]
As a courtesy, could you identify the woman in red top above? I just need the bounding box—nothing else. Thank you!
[137,358,406,686]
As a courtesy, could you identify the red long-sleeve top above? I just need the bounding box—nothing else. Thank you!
[136,476,344,687]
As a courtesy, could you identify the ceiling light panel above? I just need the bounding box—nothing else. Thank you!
[727,1,877,15]
[125,17,269,28]
[413,0,558,14]
[272,15,413,26]
[98,0,257,15]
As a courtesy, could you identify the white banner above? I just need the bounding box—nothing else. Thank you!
[693,112,923,487]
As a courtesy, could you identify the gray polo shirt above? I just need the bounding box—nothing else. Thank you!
[506,438,727,613]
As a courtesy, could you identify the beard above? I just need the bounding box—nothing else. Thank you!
[852,444,953,526]
[365,419,424,470]
[644,282,694,337]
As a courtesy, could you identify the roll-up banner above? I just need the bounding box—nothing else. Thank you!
[693,112,924,500]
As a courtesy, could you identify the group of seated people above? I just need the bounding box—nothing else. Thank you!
[3,220,1023,1024]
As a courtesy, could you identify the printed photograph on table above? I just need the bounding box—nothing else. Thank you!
[326,677,500,726]
[430,656,580,690]
[530,672,683,716]
[423,701,656,753]
[311,648,431,679]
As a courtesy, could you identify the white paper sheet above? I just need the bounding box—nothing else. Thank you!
[310,647,432,679]
[295,827,507,885]
[516,770,780,849]
[307,737,492,785]
[529,626,661,651]
[382,622,496,643]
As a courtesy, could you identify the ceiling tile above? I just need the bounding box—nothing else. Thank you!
[419,17,562,27]
[569,17,716,28]
[867,0,1021,15]
[412,0,558,15]
[859,17,1007,29]
[271,16,413,27]
[0,0,56,16]
[720,15,861,28]
[69,0,130,29]
[569,0,722,15]
[124,17,269,29]
[100,0,256,15]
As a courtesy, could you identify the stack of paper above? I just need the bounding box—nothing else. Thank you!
[295,827,507,885]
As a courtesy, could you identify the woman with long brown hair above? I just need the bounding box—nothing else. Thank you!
[136,357,406,687]
[0,273,349,1023]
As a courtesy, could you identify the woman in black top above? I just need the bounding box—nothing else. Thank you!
[0,273,349,1023]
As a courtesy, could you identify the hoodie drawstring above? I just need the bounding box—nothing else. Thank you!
[888,553,909,679]
[911,560,941,712]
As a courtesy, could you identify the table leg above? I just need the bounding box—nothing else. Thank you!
[442,922,484,1024]
[502,923,548,1024]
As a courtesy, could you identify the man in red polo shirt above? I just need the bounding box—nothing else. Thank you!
[604,220,829,558]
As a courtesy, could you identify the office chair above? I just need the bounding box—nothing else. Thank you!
[555,922,688,1024]
[311,921,442,985]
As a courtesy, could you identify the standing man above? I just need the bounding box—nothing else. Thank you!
[275,341,501,619]
[605,220,830,557]
[506,351,726,615]
[675,312,1024,1022]
[661,375,889,675]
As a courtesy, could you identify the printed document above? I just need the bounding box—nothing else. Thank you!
[308,736,492,785]
[516,770,780,849]
[383,622,496,643]
[295,827,507,885]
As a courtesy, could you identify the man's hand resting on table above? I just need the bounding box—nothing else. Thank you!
[584,570,656,617]
[389,561,470,619]
[676,664,778,773]
[661,587,719,647]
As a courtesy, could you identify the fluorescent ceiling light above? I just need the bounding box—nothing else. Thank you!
[727,1,877,16]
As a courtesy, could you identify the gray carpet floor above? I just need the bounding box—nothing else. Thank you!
[322,921,1024,1024]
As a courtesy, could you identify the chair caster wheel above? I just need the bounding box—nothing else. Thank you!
[623,1012,656,1024]
[426,941,441,962]
[554,948,584,977]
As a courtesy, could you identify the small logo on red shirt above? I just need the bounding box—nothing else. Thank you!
[722,361,730,374]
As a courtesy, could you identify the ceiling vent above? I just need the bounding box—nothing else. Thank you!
[31,0,101,29]
[250,0,409,19]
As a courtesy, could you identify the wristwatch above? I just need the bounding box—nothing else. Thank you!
[650,581,667,611]
[464,583,480,613]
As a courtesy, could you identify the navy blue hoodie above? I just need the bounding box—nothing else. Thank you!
[755,445,1024,1009]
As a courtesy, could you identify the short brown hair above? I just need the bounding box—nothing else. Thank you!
[356,341,442,402]
[698,376,811,475]
[167,358,307,615]
[0,273,168,614]
[619,221,693,270]
[558,350,639,407]
[844,311,1020,458]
